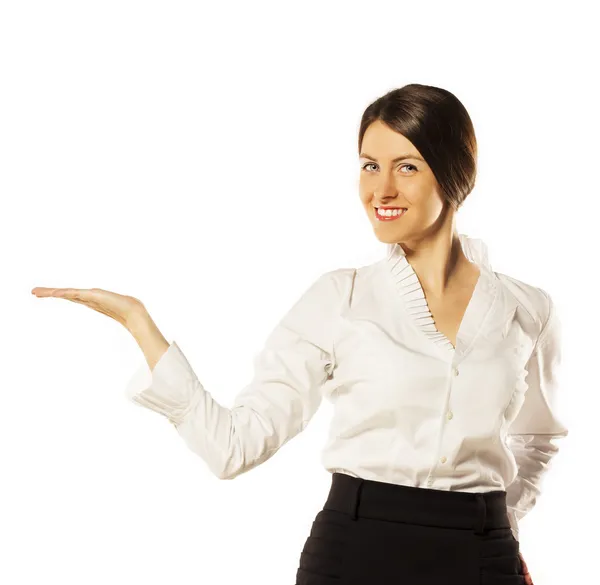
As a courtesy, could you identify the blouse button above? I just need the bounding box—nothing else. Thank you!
[447,411,454,420]
[440,456,447,464]
[452,367,459,376]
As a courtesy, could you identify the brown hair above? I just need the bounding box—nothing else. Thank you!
[358,84,478,211]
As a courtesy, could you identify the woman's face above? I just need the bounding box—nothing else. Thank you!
[358,120,447,245]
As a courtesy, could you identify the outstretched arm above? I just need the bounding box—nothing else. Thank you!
[124,270,341,480]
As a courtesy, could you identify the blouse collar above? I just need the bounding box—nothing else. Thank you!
[385,233,492,273]
[382,233,498,357]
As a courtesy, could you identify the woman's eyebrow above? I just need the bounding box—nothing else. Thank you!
[359,152,425,163]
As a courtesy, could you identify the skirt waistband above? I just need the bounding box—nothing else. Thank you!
[323,472,511,535]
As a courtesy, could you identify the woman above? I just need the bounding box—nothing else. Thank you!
[32,84,566,584]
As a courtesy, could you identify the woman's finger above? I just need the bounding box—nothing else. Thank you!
[519,553,533,584]
[54,288,88,299]
[31,287,67,297]
[33,288,102,310]
[32,287,91,299]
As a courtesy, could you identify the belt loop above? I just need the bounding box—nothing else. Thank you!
[351,479,365,521]
[474,493,487,535]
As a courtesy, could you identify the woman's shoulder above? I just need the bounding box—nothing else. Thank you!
[494,270,553,332]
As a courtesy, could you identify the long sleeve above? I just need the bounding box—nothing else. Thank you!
[504,291,569,541]
[123,270,339,480]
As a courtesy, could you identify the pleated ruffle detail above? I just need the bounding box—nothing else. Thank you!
[384,233,496,355]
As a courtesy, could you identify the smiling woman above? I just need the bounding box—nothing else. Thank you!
[357,92,478,260]
[31,83,558,585]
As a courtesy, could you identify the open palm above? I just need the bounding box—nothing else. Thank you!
[31,286,144,328]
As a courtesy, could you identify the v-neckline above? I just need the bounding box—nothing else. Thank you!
[438,265,482,351]
[382,234,499,359]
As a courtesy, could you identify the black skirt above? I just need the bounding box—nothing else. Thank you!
[295,472,525,585]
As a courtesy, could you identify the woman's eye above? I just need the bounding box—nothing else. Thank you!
[361,163,416,173]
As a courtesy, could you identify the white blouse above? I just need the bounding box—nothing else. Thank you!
[124,233,568,542]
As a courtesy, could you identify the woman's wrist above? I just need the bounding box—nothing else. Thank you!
[126,308,170,372]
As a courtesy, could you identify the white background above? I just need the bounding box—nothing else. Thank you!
[2,1,597,583]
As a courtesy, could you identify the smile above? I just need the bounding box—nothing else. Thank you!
[375,207,407,221]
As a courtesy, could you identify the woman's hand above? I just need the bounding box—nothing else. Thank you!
[31,287,145,328]
[32,286,169,372]
[519,552,534,584]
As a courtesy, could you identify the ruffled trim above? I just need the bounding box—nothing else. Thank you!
[386,233,492,273]
[384,234,495,353]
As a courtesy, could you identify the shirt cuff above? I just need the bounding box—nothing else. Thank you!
[123,341,204,425]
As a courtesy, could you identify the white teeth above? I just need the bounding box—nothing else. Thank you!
[377,208,407,217]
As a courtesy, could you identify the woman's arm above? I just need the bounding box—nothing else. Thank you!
[122,271,340,479]
[32,272,341,480]
[504,290,569,541]
[126,308,170,372]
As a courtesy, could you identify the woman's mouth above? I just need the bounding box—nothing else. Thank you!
[374,207,408,221]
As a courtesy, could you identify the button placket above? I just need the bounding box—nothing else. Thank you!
[436,364,458,475]
[427,363,460,488]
